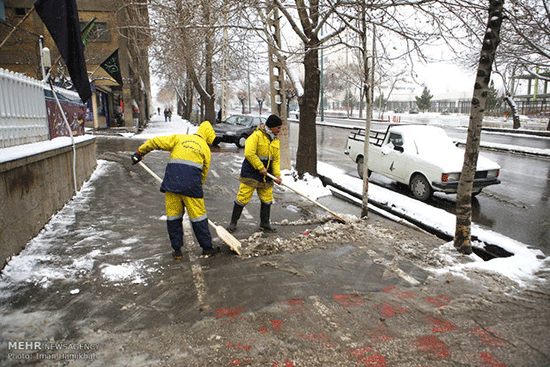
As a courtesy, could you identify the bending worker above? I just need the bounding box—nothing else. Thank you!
[132,121,219,259]
[227,114,283,233]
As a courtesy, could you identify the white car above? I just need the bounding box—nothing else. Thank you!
[344,124,501,201]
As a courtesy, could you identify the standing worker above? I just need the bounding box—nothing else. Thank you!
[226,114,283,233]
[131,121,219,259]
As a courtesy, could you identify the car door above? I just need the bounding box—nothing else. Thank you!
[370,131,408,182]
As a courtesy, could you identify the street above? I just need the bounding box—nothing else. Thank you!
[286,118,550,254]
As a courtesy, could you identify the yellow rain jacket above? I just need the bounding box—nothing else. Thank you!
[239,124,280,189]
[138,121,216,198]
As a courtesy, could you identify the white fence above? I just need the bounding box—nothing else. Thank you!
[0,68,49,149]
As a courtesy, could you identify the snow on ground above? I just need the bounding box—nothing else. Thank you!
[0,135,95,164]
[316,161,547,287]
[0,160,157,299]
[1,113,548,297]
[131,114,550,287]
[0,160,111,295]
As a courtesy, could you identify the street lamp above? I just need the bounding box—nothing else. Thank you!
[42,47,51,76]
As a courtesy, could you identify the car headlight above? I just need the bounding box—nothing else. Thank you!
[442,172,460,182]
[487,169,499,178]
[226,131,236,136]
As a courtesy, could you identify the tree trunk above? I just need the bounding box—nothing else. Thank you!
[185,81,193,121]
[361,21,374,219]
[504,95,521,129]
[296,40,320,177]
[454,0,504,254]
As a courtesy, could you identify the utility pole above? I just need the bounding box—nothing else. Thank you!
[267,6,290,169]
[320,38,324,121]
[221,8,228,121]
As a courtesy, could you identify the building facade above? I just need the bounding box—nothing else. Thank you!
[0,0,151,130]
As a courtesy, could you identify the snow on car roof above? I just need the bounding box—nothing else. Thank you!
[390,125,456,153]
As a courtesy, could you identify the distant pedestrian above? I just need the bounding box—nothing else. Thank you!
[157,107,161,115]
[167,108,172,122]
[164,108,169,122]
[131,121,219,258]
[226,114,283,233]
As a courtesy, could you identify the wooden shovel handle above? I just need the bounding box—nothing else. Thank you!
[266,172,346,223]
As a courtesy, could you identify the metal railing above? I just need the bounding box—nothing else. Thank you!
[0,68,49,149]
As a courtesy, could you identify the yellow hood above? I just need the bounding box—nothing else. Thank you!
[197,121,216,145]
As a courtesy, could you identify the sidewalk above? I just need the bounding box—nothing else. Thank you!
[1,119,549,366]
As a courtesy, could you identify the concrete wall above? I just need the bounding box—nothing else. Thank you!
[0,138,97,267]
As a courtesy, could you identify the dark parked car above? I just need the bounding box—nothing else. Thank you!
[212,115,266,147]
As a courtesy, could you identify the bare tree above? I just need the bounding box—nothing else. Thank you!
[237,92,247,114]
[499,0,550,130]
[151,0,262,124]
[454,0,504,254]
[246,0,345,177]
[335,1,465,216]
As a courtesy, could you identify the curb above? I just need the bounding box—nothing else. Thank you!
[318,174,513,261]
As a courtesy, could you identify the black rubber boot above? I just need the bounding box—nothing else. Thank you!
[259,202,277,233]
[226,202,244,233]
[202,246,221,258]
[172,248,183,260]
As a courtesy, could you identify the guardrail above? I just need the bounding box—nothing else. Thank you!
[0,68,49,149]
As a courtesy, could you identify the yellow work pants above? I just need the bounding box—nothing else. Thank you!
[236,182,273,206]
[165,191,211,249]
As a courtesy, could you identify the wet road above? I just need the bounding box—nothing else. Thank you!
[287,121,550,254]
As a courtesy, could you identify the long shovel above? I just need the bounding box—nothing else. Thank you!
[138,161,242,255]
[266,172,346,224]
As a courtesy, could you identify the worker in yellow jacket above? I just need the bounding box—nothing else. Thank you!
[131,121,218,259]
[227,114,283,233]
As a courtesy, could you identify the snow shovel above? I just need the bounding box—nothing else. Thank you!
[138,161,242,255]
[266,172,346,224]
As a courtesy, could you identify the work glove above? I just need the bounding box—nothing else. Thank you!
[131,151,144,165]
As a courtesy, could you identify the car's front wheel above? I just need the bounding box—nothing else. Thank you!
[236,135,247,148]
[409,173,433,201]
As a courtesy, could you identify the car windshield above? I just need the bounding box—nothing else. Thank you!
[225,116,253,126]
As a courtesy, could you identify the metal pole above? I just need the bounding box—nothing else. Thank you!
[49,81,78,195]
[39,36,46,80]
[221,8,228,120]
[247,58,251,114]
[267,7,290,169]
[320,45,324,122]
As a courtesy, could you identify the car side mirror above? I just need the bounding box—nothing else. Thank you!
[394,145,404,153]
